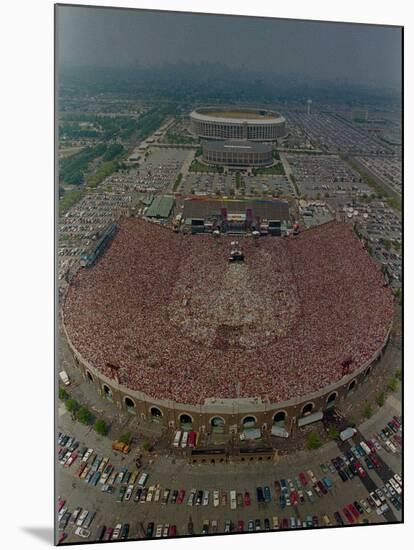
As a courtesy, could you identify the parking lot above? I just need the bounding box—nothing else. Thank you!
[57,398,402,544]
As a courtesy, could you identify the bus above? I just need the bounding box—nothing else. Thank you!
[181,431,189,448]
[188,432,197,448]
[173,430,182,448]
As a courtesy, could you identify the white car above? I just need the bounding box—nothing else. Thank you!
[360,499,372,514]
[202,490,209,506]
[112,523,122,539]
[394,473,402,486]
[187,489,196,506]
[389,478,402,494]
[124,485,134,501]
[154,487,161,502]
[146,486,155,502]
[76,510,89,527]
[230,490,237,510]
[57,507,67,522]
[74,527,90,538]
[272,516,279,529]
[137,472,148,487]
[155,525,163,538]
[163,524,170,537]
[82,448,93,463]
[307,470,317,484]
[370,492,382,507]
[213,490,220,507]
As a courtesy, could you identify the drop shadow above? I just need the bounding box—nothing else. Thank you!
[21,526,54,544]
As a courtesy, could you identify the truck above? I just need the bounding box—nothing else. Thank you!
[59,370,70,386]
[112,441,130,454]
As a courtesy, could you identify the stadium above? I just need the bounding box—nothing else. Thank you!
[201,140,273,168]
[62,219,394,437]
[190,107,287,141]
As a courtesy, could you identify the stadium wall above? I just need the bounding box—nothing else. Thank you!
[62,321,391,436]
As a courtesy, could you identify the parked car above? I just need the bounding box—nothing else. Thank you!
[120,524,130,540]
[146,522,154,538]
[74,527,90,539]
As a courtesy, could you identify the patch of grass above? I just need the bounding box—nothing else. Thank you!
[387,378,398,392]
[376,392,385,407]
[363,403,373,419]
[306,431,322,450]
[120,432,132,445]
[94,419,108,436]
[77,406,93,425]
[58,388,69,400]
[328,426,339,440]
[65,398,80,413]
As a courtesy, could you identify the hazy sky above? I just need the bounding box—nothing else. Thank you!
[56,5,402,87]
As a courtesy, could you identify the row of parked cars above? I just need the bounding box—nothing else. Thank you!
[272,470,335,509]
[57,498,98,541]
[375,416,402,454]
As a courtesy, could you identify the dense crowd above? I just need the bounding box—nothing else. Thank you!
[63,219,394,405]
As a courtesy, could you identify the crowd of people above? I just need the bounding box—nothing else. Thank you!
[63,218,394,406]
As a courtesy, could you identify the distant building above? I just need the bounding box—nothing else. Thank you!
[190,106,287,141]
[202,140,273,168]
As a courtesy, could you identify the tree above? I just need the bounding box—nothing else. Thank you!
[65,399,79,413]
[328,426,339,440]
[120,432,132,445]
[94,419,108,436]
[387,378,398,392]
[376,393,385,407]
[306,432,322,450]
[59,388,69,400]
[77,406,93,425]
[363,403,373,419]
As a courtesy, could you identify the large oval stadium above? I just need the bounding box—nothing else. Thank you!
[62,219,393,435]
[190,106,287,141]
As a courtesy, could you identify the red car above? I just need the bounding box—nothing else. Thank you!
[343,507,355,524]
[290,490,298,506]
[237,520,244,532]
[244,491,251,506]
[103,528,114,541]
[347,503,360,520]
[355,462,366,478]
[370,455,380,468]
[58,533,67,544]
[366,440,376,453]
[57,499,65,512]
[299,472,308,487]
[317,480,327,495]
[176,489,186,504]
[281,518,289,529]
[169,525,177,537]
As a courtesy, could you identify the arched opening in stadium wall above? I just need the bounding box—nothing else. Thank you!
[326,392,338,409]
[210,416,225,434]
[301,402,314,417]
[125,397,136,414]
[179,413,193,431]
[150,406,163,423]
[103,384,113,402]
[347,379,357,396]
[242,416,257,428]
[273,411,286,427]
